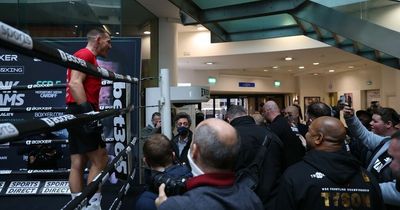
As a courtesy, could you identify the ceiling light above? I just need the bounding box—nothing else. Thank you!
[298,66,305,69]
[348,66,354,69]
[313,73,319,76]
[177,83,191,87]
[197,25,206,31]
[144,31,151,35]
[115,32,120,35]
[285,57,293,61]
[205,62,214,65]
[263,69,269,72]
[313,62,319,65]
[288,69,292,72]
[328,69,335,73]
[272,66,279,69]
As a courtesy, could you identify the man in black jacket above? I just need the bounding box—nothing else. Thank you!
[275,116,385,210]
[171,112,192,166]
[389,130,400,192]
[225,105,284,209]
[263,100,305,168]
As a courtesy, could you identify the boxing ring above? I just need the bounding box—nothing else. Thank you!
[0,21,143,209]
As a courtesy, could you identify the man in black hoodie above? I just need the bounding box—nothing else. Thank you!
[275,116,384,210]
[225,105,284,209]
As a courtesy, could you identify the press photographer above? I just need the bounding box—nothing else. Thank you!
[135,134,192,210]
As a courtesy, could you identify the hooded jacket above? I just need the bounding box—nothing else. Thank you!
[275,150,385,210]
[230,115,284,209]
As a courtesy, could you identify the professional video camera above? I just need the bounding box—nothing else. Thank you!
[151,172,187,196]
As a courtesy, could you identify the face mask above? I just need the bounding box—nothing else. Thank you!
[177,126,189,135]
[187,149,204,177]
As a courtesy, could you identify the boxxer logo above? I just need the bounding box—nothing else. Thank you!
[0,54,18,61]
[0,81,25,106]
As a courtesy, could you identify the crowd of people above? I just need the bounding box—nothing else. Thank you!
[63,27,399,210]
[137,99,400,210]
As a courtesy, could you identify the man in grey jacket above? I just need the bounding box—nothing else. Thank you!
[344,106,400,209]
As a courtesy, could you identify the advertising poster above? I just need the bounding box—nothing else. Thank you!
[0,37,140,181]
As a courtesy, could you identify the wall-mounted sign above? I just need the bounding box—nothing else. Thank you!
[208,77,217,84]
[274,80,281,87]
[238,82,255,87]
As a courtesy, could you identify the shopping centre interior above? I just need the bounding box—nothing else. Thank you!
[2,0,400,124]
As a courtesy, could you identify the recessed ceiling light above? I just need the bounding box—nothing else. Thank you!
[298,66,305,69]
[263,69,269,72]
[272,66,279,69]
[115,32,120,35]
[313,62,319,65]
[348,66,354,69]
[205,62,214,65]
[329,69,335,73]
[144,31,151,35]
[197,25,206,31]
[285,57,293,61]
[313,73,319,76]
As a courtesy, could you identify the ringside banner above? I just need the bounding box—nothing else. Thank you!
[0,38,140,181]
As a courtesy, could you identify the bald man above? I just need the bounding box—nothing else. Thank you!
[263,100,305,168]
[285,105,308,146]
[155,119,263,210]
[275,116,384,210]
[389,131,400,192]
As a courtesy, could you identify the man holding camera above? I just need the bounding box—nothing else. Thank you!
[65,28,111,209]
[135,134,191,210]
[155,118,263,210]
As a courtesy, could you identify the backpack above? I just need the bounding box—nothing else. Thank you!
[235,134,272,190]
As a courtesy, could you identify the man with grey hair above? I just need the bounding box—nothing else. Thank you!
[155,118,263,210]
[263,100,305,168]
[225,105,283,209]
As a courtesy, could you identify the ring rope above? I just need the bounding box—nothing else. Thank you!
[9,138,68,146]
[61,138,137,210]
[0,168,72,176]
[0,107,66,113]
[0,83,67,92]
[0,105,134,144]
[0,80,114,92]
[140,77,159,81]
[108,168,137,210]
[4,138,123,146]
[0,22,138,84]
[0,105,116,113]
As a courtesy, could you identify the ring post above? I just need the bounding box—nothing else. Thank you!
[125,83,133,177]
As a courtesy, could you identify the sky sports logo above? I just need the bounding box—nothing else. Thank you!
[0,66,24,74]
